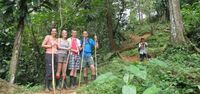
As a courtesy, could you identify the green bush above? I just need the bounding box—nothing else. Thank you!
[78,72,123,94]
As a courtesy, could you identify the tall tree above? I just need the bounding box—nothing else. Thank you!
[105,0,117,51]
[7,0,28,84]
[168,0,185,44]
[0,0,57,84]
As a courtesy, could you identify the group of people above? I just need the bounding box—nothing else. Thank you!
[41,27,98,92]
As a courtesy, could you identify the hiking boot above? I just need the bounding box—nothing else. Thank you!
[56,79,61,90]
[63,79,68,89]
[91,75,96,80]
[44,88,50,92]
[44,80,50,92]
[48,80,53,91]
[73,77,77,86]
[70,76,74,88]
[84,77,88,84]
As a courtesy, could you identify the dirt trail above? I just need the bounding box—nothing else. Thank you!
[35,89,77,94]
[121,55,140,62]
[130,32,151,43]
[121,32,151,62]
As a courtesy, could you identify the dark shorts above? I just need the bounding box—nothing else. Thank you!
[45,53,57,80]
[82,56,94,68]
[140,53,147,62]
[68,54,80,70]
[57,53,68,63]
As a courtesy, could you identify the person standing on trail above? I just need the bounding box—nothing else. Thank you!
[81,31,99,83]
[42,27,58,92]
[138,38,148,62]
[67,30,81,88]
[55,30,69,89]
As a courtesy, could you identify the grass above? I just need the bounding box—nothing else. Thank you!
[78,47,200,94]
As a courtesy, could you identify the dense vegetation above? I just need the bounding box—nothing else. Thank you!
[0,0,200,94]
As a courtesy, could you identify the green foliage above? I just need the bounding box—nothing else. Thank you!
[122,85,137,94]
[78,72,123,94]
[121,49,138,56]
[98,58,126,77]
[80,44,200,94]
[147,22,170,47]
[0,0,200,93]
[122,74,136,94]
[125,65,147,80]
[148,59,168,68]
[143,85,161,94]
[181,1,200,32]
[0,28,14,79]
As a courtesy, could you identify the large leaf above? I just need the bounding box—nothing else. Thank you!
[125,65,147,80]
[94,72,118,84]
[143,85,161,94]
[197,85,200,90]
[122,85,137,94]
[123,73,129,84]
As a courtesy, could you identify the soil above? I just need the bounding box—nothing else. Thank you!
[0,79,23,94]
[121,32,152,62]
[36,89,77,94]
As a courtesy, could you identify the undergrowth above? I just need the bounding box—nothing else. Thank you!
[78,45,200,94]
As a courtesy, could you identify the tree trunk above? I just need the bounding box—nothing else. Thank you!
[168,0,185,44]
[9,16,25,84]
[105,0,116,51]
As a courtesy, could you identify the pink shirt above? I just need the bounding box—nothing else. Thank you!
[43,35,58,54]
[71,38,78,54]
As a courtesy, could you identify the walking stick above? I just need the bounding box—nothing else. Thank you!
[94,34,98,76]
[52,43,56,94]
[79,37,86,87]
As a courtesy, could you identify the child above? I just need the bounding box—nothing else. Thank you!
[138,38,148,62]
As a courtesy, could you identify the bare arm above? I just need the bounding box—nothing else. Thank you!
[57,39,70,50]
[42,36,51,48]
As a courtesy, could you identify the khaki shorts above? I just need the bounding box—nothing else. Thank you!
[82,56,94,68]
[57,53,68,63]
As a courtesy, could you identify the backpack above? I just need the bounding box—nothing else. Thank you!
[81,38,92,47]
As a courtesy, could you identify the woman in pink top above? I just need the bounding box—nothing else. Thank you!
[42,27,58,92]
[67,30,81,88]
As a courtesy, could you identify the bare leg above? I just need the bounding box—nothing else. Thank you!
[61,63,68,89]
[56,63,62,90]
[90,64,96,76]
[70,69,75,76]
[90,64,96,80]
[56,63,62,79]
[62,63,67,79]
[83,68,88,83]
[83,68,88,77]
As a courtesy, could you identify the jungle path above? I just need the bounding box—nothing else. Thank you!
[119,32,152,62]
[36,89,77,94]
